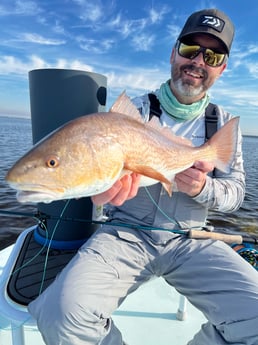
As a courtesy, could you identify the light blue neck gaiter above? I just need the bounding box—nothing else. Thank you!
[158,80,210,122]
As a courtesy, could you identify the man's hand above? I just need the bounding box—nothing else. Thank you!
[91,161,214,205]
[175,161,214,197]
[91,173,141,206]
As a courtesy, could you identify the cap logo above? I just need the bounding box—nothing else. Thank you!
[199,15,225,33]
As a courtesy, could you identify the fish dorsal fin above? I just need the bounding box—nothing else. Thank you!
[148,116,193,147]
[109,91,143,122]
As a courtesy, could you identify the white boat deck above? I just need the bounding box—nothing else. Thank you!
[0,240,206,345]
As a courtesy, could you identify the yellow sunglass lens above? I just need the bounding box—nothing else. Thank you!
[178,43,225,67]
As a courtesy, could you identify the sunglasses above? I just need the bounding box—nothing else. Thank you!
[177,41,227,67]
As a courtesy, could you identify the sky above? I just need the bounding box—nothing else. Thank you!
[0,0,258,135]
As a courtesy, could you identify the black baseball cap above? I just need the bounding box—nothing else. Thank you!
[178,9,235,55]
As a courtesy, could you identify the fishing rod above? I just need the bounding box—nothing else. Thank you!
[0,209,257,245]
[187,228,258,245]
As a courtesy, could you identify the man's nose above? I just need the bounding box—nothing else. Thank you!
[192,51,205,66]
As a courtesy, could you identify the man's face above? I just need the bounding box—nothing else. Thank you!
[170,33,227,103]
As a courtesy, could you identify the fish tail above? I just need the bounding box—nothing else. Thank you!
[205,117,240,173]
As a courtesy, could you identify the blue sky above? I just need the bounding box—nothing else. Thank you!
[0,0,258,135]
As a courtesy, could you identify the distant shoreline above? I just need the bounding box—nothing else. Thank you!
[0,115,257,138]
[243,135,258,138]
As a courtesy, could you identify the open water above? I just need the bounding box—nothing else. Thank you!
[0,116,257,250]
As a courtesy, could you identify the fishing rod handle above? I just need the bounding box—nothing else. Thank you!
[189,230,243,244]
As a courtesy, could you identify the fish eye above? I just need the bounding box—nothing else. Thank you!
[46,156,59,168]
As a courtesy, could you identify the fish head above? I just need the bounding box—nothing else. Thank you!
[5,124,102,203]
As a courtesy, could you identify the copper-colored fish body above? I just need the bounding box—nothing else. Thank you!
[5,92,239,203]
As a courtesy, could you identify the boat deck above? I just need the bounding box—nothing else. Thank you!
[0,242,206,345]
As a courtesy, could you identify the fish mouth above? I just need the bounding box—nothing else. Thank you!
[8,182,64,204]
[16,191,59,204]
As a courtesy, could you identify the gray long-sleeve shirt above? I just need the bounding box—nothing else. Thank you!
[107,92,245,243]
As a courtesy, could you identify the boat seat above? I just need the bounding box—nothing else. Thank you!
[0,226,187,345]
[0,226,79,345]
[6,227,78,306]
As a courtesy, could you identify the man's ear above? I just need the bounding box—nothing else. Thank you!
[219,63,227,75]
[215,63,227,80]
[170,47,176,64]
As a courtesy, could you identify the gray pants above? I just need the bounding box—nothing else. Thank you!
[28,226,258,345]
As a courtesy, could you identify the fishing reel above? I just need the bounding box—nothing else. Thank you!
[231,243,258,271]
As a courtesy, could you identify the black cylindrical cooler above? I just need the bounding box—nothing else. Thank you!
[28,69,107,249]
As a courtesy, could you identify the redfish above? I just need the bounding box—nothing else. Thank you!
[5,92,239,204]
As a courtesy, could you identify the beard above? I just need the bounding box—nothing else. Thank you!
[171,63,210,98]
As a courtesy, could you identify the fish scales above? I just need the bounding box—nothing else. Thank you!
[5,92,239,204]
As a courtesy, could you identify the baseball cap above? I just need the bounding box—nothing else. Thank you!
[178,9,235,54]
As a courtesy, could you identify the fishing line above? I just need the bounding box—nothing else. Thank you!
[144,186,182,228]
[38,199,71,295]
[0,217,48,332]
[0,209,37,218]
[0,198,257,332]
[5,200,71,295]
[0,194,192,333]
[0,216,47,280]
[0,208,189,232]
[0,200,71,332]
[1,208,258,240]
[10,221,49,275]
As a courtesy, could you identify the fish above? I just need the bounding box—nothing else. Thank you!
[5,91,239,204]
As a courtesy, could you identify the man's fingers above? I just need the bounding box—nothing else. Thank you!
[127,173,141,199]
[194,161,214,173]
[91,180,123,205]
[91,173,141,206]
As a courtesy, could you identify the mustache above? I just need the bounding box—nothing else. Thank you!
[180,64,208,79]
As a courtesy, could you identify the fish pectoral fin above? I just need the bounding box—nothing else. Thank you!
[124,163,172,196]
[161,182,173,197]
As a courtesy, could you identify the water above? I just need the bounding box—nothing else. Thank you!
[0,116,257,250]
[208,135,258,236]
[0,117,37,250]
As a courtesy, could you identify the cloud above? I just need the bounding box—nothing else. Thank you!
[216,88,258,107]
[230,42,258,69]
[15,0,41,15]
[167,24,181,42]
[19,33,66,45]
[247,44,258,54]
[0,0,42,16]
[55,59,93,72]
[79,3,102,22]
[246,62,258,78]
[0,52,168,113]
[70,1,168,51]
[0,55,93,76]
[71,0,104,23]
[106,67,168,93]
[148,4,170,24]
[149,8,162,24]
[131,33,155,52]
[53,20,66,35]
[77,36,114,53]
[0,55,45,75]
[211,81,258,118]
[112,6,169,40]
[116,18,147,39]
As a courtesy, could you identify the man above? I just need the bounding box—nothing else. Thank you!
[29,8,258,345]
